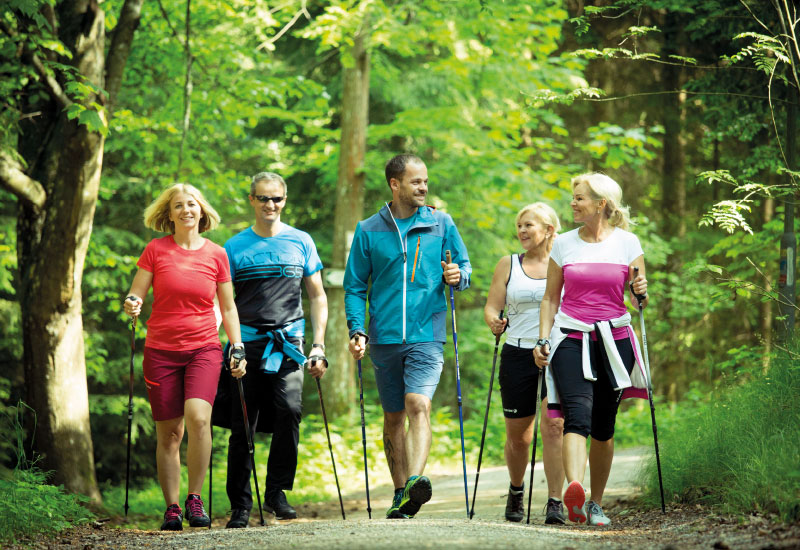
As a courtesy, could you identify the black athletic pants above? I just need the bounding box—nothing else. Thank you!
[226,340,304,511]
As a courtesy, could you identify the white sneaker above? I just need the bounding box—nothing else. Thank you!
[587,500,611,526]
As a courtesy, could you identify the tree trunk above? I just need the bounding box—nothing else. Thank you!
[326,30,370,415]
[660,11,687,399]
[2,0,144,501]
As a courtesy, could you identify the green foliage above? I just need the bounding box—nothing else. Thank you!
[0,402,93,544]
[640,345,800,521]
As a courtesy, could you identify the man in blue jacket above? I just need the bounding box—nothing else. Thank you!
[344,154,471,519]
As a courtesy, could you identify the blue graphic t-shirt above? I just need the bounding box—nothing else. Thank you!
[224,226,323,330]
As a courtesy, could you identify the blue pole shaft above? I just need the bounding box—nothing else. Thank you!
[448,283,470,518]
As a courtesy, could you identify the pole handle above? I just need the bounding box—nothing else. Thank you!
[629,266,647,303]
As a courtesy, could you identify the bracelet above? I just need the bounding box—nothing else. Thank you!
[232,342,244,349]
[312,343,326,352]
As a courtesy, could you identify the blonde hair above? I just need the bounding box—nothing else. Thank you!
[571,173,632,230]
[515,202,561,252]
[143,183,221,233]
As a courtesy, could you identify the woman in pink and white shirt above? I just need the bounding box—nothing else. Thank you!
[534,173,649,527]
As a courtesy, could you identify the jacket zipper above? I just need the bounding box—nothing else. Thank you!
[386,204,408,343]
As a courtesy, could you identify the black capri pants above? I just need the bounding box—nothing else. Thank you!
[550,335,635,441]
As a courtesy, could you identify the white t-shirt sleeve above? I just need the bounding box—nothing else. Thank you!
[624,231,644,264]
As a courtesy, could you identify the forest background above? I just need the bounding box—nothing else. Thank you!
[0,0,798,537]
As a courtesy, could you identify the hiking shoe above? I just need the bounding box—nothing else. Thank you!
[397,475,432,518]
[264,490,297,520]
[587,500,611,526]
[226,508,250,528]
[544,497,566,524]
[386,488,409,519]
[184,494,210,527]
[504,484,524,522]
[160,503,183,531]
[563,480,587,524]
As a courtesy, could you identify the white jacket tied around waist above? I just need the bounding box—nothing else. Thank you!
[545,310,649,417]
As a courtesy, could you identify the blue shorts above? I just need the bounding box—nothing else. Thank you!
[369,342,444,413]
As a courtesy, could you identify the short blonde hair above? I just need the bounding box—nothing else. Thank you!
[143,183,220,233]
[515,202,561,252]
[571,173,632,230]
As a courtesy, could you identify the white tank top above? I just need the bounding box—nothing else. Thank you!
[504,254,547,349]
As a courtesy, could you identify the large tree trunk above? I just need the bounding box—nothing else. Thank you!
[325,30,370,415]
[2,0,143,501]
[660,11,687,401]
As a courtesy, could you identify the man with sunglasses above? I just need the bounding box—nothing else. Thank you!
[218,172,328,527]
[345,154,471,519]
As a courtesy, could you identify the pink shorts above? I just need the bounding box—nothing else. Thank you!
[142,344,223,421]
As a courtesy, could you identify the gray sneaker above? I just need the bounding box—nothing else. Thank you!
[587,500,611,526]
[544,497,566,524]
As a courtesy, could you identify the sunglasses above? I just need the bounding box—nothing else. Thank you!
[253,195,285,204]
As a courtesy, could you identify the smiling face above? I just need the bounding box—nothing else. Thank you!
[391,160,428,210]
[571,181,604,224]
[249,179,286,226]
[516,211,551,252]
[168,191,203,232]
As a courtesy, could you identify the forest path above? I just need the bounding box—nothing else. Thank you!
[54,447,799,550]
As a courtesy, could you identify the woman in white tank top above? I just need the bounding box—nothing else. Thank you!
[483,202,566,524]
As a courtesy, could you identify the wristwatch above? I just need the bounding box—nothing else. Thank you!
[312,343,326,352]
[535,338,551,349]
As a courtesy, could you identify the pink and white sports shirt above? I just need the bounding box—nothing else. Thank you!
[550,227,643,339]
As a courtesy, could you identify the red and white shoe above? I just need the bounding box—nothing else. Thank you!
[563,480,587,523]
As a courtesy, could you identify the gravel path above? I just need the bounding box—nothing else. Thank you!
[78,449,651,550]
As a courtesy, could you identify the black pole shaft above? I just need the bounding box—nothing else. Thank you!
[237,377,265,525]
[316,377,346,520]
[124,317,136,518]
[633,267,666,513]
[525,369,543,524]
[357,358,372,518]
[208,424,213,529]
[469,311,503,519]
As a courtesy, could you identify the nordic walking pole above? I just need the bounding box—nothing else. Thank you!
[209,425,213,529]
[469,309,504,519]
[232,347,266,526]
[312,357,346,520]
[631,266,666,513]
[445,250,470,519]
[356,355,372,519]
[123,304,137,518]
[526,367,544,524]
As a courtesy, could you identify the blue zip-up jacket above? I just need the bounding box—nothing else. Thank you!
[344,203,471,344]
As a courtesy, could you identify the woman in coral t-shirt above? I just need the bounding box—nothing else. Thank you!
[123,183,246,531]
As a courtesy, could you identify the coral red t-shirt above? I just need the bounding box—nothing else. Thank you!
[137,236,231,351]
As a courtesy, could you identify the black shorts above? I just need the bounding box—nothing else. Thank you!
[498,343,547,419]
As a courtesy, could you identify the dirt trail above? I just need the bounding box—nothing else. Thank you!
[15,448,800,549]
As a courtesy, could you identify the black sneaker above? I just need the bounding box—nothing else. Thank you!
[184,494,211,527]
[160,503,183,531]
[386,488,409,519]
[264,490,297,520]
[226,508,250,528]
[505,485,524,522]
[397,475,432,518]
[544,497,566,525]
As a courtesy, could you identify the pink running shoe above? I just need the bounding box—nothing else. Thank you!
[563,480,587,523]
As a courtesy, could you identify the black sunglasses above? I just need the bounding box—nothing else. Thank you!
[253,195,285,204]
